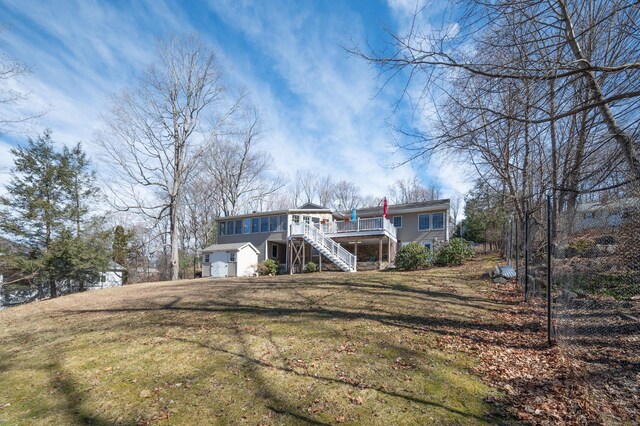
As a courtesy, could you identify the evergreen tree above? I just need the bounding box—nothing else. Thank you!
[0,130,65,251]
[0,131,107,297]
[60,143,98,238]
[112,224,133,283]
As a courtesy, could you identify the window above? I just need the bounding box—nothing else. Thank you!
[270,216,278,231]
[204,254,210,263]
[393,216,402,228]
[252,218,260,233]
[422,241,432,251]
[418,214,430,230]
[227,221,234,235]
[432,212,444,230]
[271,244,278,258]
[229,252,236,262]
[279,215,287,230]
[243,218,251,234]
[261,217,269,232]
[219,222,226,236]
[291,214,300,223]
[235,219,243,235]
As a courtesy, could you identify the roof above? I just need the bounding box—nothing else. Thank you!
[108,261,126,271]
[216,207,332,221]
[298,202,328,210]
[202,242,260,254]
[339,199,451,217]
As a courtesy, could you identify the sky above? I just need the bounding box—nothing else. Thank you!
[0,0,473,203]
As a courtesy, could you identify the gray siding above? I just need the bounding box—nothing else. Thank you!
[393,210,448,245]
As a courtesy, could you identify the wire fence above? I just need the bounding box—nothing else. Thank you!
[502,181,639,407]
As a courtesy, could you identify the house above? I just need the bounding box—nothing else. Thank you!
[88,261,126,289]
[201,242,260,277]
[208,199,452,273]
[570,197,639,232]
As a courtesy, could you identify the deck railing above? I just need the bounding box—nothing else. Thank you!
[320,217,397,239]
[290,222,357,271]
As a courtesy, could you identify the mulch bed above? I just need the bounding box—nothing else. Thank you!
[436,281,640,425]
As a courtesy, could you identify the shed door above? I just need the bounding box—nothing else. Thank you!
[210,252,228,277]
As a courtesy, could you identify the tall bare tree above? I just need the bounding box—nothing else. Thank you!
[352,0,640,185]
[202,110,285,216]
[97,34,238,280]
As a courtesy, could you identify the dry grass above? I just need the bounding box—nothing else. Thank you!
[0,259,513,425]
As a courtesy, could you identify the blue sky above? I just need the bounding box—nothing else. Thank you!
[0,0,472,200]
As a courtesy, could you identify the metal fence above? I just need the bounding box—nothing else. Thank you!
[503,182,639,407]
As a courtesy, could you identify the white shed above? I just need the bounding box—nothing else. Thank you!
[201,243,260,278]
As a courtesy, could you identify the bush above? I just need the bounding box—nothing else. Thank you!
[305,261,317,273]
[258,259,278,276]
[569,238,596,256]
[433,238,474,266]
[395,242,430,270]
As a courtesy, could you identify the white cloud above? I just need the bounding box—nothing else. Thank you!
[205,1,416,198]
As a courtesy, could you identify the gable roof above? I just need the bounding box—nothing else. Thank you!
[297,202,328,210]
[108,261,126,271]
[202,242,260,254]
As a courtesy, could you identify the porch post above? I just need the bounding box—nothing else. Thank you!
[319,250,322,272]
[387,238,391,262]
[354,242,358,262]
[379,238,383,262]
[289,240,293,275]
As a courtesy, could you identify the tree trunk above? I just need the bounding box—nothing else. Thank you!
[170,199,180,281]
[557,0,640,180]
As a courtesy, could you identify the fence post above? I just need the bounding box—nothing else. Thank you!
[547,191,553,346]
[524,207,529,303]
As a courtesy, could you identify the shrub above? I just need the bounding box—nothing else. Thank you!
[433,238,474,266]
[569,238,595,256]
[395,242,430,270]
[258,259,278,276]
[305,261,317,273]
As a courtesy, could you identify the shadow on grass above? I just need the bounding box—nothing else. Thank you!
[174,335,492,423]
[48,363,137,426]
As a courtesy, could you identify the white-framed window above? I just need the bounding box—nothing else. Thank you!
[204,254,210,263]
[393,216,402,228]
[229,252,236,262]
[218,222,226,236]
[418,214,430,231]
[432,212,445,230]
[271,244,278,258]
[421,240,433,251]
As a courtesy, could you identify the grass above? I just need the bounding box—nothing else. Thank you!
[0,259,512,425]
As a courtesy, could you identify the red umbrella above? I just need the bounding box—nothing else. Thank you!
[383,197,388,218]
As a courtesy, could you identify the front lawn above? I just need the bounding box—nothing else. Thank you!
[0,261,510,425]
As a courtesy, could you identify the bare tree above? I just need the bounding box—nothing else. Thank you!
[450,193,462,226]
[0,25,45,133]
[332,180,362,211]
[97,34,238,280]
[387,176,440,204]
[352,0,640,182]
[203,110,286,216]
